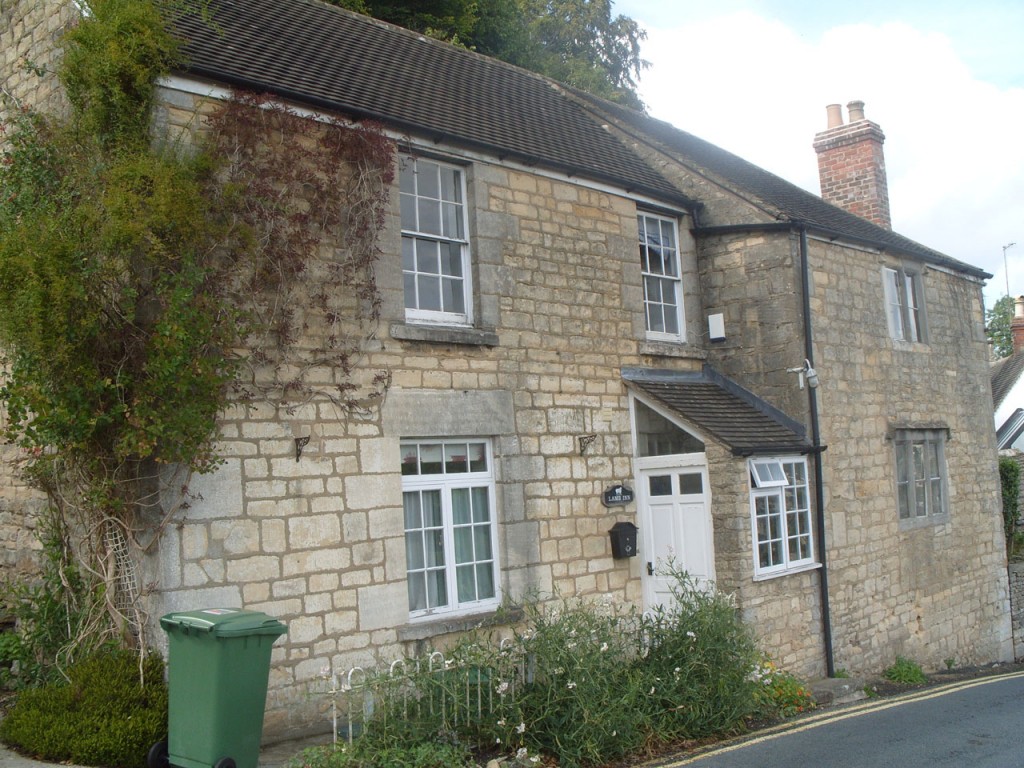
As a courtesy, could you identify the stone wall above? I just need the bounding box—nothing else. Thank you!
[145,81,715,740]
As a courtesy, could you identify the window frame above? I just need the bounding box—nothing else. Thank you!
[638,211,685,343]
[400,156,473,327]
[748,456,816,579]
[882,265,924,343]
[401,438,500,620]
[892,429,948,523]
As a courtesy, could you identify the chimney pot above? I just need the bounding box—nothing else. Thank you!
[825,103,844,128]
[847,100,866,122]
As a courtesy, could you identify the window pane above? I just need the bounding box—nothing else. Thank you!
[469,442,488,472]
[428,569,447,608]
[456,564,476,602]
[474,523,492,560]
[399,161,416,194]
[477,563,495,599]
[426,529,445,567]
[441,241,463,277]
[418,198,441,235]
[418,160,440,198]
[403,491,422,528]
[401,444,419,475]
[445,443,469,474]
[400,193,417,229]
[420,445,443,476]
[406,530,424,570]
[471,486,490,521]
[441,167,461,202]
[454,526,473,563]
[442,275,465,314]
[678,473,703,494]
[452,487,470,525]
[418,274,441,311]
[421,489,442,527]
[442,201,463,239]
[408,573,426,612]
[649,475,672,496]
[415,239,439,273]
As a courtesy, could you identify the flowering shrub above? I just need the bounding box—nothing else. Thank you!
[750,658,815,718]
[309,569,779,768]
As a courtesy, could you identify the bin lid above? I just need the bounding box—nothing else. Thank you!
[160,608,287,637]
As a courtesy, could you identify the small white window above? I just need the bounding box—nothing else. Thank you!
[639,212,685,342]
[401,157,472,326]
[749,459,787,488]
[749,457,815,577]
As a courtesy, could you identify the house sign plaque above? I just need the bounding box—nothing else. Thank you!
[602,484,635,507]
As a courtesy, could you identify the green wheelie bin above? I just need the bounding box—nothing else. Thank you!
[149,609,287,768]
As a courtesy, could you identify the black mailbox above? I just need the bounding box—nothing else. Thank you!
[608,521,638,559]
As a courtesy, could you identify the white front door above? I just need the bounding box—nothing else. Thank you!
[637,457,714,610]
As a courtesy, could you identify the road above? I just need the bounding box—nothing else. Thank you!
[663,671,1024,768]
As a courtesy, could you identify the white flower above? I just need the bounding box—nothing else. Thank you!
[686,631,696,639]
[567,681,577,689]
[495,681,510,695]
[516,748,528,760]
[497,718,506,727]
[649,686,655,695]
[600,642,608,652]
[516,721,526,734]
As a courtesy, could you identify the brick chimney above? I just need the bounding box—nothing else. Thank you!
[1012,296,1024,354]
[813,100,892,230]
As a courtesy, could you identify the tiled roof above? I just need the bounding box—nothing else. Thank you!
[622,367,813,456]
[569,94,990,278]
[170,0,689,206]
[991,352,1024,409]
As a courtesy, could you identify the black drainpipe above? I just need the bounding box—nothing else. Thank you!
[799,224,835,677]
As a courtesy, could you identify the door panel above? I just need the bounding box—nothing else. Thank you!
[639,465,713,610]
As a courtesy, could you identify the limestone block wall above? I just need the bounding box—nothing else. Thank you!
[143,81,716,740]
[0,0,75,127]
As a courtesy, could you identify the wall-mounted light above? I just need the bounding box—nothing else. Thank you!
[787,359,819,390]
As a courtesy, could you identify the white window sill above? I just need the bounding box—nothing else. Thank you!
[752,561,821,582]
[396,605,521,643]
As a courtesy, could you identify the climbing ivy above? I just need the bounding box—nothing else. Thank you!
[0,0,394,666]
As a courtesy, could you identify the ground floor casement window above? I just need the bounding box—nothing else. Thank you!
[893,428,947,521]
[749,457,814,578]
[401,438,499,618]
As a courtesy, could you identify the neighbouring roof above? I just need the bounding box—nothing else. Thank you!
[622,367,814,456]
[170,0,690,207]
[171,0,987,280]
[992,352,1024,410]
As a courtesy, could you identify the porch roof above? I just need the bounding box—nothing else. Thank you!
[622,366,814,456]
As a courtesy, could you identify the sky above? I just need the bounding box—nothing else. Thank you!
[613,0,1024,310]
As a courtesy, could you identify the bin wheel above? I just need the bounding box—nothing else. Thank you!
[214,758,236,768]
[146,741,169,768]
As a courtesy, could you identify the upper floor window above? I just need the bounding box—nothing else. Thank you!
[882,266,923,342]
[401,439,499,618]
[893,429,947,521]
[638,213,684,342]
[400,157,471,325]
[749,457,815,578]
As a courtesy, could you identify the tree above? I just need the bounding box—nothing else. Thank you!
[987,294,1015,359]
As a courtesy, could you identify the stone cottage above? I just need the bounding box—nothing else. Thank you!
[2,0,1012,742]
